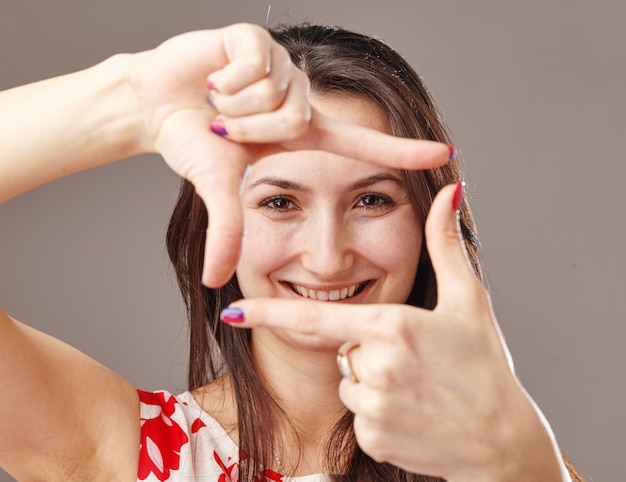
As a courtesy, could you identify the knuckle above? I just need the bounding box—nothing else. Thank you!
[388,314,415,341]
[365,306,411,341]
[354,419,390,462]
[276,105,310,139]
[246,53,270,78]
[359,391,392,420]
[256,80,285,109]
[363,355,403,391]
[212,222,241,245]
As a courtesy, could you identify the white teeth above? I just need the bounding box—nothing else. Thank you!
[291,283,364,301]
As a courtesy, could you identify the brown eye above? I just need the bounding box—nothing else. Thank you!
[356,193,393,210]
[259,196,298,215]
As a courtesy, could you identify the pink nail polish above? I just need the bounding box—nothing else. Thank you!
[210,117,227,136]
[206,79,218,90]
[220,307,245,323]
[452,182,464,212]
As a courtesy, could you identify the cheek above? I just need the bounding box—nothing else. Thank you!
[358,216,423,298]
[237,217,293,297]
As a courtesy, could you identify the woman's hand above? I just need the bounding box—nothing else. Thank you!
[221,184,570,482]
[129,23,452,286]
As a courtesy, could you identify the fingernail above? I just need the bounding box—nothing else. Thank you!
[210,117,228,136]
[448,145,457,160]
[220,306,245,323]
[452,181,465,212]
[206,79,218,91]
[206,93,214,107]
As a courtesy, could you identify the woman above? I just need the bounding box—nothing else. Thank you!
[160,24,583,481]
[0,22,580,482]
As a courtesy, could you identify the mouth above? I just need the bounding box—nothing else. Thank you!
[285,280,372,301]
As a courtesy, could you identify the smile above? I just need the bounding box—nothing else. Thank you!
[287,281,370,301]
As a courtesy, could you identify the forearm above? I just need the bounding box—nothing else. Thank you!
[0,52,150,203]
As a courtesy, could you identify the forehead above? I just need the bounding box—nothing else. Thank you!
[311,92,392,133]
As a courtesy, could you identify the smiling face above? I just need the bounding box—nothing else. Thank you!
[236,94,423,312]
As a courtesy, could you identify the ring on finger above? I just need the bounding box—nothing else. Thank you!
[337,345,360,384]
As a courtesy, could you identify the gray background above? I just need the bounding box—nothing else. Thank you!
[1,1,623,480]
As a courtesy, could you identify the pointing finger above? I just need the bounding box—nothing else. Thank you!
[220,298,421,343]
[307,110,453,170]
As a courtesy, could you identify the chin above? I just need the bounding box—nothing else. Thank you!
[275,330,343,353]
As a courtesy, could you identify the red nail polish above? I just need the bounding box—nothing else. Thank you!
[220,307,245,323]
[452,182,464,212]
[448,145,456,160]
[210,117,227,136]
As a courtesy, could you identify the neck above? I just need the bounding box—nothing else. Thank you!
[252,328,346,435]
[251,328,348,474]
[196,328,349,476]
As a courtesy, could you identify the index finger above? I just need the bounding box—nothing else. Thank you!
[221,298,416,343]
[307,110,453,170]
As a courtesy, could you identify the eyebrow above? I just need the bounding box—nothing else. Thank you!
[246,177,308,192]
[246,173,405,192]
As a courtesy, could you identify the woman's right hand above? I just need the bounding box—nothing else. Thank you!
[129,23,452,286]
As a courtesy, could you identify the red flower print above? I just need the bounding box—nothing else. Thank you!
[254,469,284,482]
[137,390,190,481]
[214,450,240,482]
[191,417,206,434]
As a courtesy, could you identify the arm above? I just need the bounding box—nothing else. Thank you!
[0,50,147,482]
[1,24,451,286]
[0,308,140,480]
[0,23,452,480]
[0,53,146,203]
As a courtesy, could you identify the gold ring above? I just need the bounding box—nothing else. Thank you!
[336,345,360,383]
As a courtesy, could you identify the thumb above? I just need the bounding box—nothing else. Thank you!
[424,182,482,310]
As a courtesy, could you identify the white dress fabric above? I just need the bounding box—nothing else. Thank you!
[137,390,329,482]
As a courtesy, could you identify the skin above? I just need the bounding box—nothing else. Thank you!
[0,22,571,481]
[227,183,572,481]
[221,95,424,474]
[0,24,451,481]
[223,95,571,481]
[237,94,423,353]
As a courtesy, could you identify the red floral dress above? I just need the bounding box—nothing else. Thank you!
[137,390,329,482]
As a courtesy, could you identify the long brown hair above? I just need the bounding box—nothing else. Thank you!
[166,24,582,481]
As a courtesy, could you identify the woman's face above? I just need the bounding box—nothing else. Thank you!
[237,94,423,307]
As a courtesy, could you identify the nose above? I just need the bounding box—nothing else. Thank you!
[299,209,355,280]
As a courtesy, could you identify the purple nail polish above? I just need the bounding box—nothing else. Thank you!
[220,306,244,323]
[448,145,457,160]
[206,93,214,107]
[210,117,227,136]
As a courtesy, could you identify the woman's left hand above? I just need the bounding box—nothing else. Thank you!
[223,184,570,482]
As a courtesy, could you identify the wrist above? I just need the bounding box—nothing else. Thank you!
[85,52,153,159]
[488,397,571,482]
